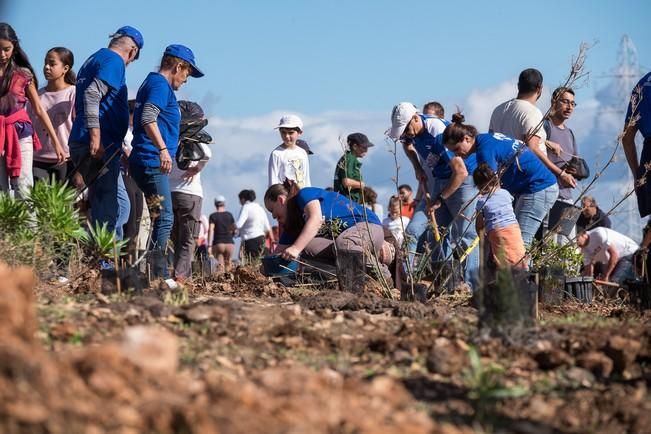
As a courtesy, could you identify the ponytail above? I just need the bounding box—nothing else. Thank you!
[442,110,478,146]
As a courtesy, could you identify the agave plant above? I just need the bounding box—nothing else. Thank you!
[0,192,31,235]
[27,179,86,245]
[83,221,129,260]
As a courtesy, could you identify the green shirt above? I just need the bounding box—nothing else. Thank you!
[333,151,362,203]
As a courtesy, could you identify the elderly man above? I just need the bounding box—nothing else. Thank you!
[69,26,144,239]
[577,227,638,284]
[576,196,611,233]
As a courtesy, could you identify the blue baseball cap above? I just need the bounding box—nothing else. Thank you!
[112,26,144,59]
[164,44,204,78]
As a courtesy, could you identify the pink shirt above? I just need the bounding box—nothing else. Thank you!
[30,85,75,162]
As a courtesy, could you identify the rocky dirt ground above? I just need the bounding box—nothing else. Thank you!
[2,262,651,434]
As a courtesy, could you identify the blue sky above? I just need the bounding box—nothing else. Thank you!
[6,1,651,239]
[8,0,651,117]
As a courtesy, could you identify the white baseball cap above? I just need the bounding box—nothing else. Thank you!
[388,102,418,140]
[275,114,303,131]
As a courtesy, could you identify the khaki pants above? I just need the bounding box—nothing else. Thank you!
[172,192,202,279]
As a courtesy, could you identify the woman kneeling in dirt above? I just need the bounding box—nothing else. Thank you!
[264,180,390,279]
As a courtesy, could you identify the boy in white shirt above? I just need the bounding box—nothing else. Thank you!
[268,115,311,188]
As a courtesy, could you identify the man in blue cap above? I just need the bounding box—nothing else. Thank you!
[128,44,204,281]
[69,26,144,240]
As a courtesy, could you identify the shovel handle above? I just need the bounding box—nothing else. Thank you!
[425,193,441,242]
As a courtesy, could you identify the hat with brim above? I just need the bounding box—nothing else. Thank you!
[112,26,144,59]
[164,44,204,78]
[388,102,418,140]
[275,114,303,131]
[347,132,374,148]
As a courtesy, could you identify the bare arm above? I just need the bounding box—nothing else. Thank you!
[622,124,639,178]
[527,136,576,188]
[402,141,427,184]
[281,200,322,260]
[342,177,364,189]
[26,82,65,163]
[604,245,620,281]
[143,122,172,174]
[439,156,468,201]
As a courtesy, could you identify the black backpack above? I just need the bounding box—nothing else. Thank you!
[176,100,212,170]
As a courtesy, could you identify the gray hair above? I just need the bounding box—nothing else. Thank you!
[109,35,137,51]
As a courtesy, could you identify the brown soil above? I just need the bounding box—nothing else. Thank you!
[2,263,651,433]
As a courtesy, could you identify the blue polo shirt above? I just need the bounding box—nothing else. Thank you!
[129,72,180,168]
[413,115,477,179]
[625,71,651,139]
[475,132,556,195]
[69,48,129,154]
[279,187,381,244]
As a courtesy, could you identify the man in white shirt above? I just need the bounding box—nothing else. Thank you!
[490,68,576,191]
[577,227,638,284]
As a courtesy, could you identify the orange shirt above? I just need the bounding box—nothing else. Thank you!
[400,201,416,219]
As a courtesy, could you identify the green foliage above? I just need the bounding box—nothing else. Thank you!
[530,239,583,276]
[0,192,30,234]
[0,179,88,274]
[463,346,528,422]
[28,178,86,244]
[83,221,128,260]
[317,218,346,239]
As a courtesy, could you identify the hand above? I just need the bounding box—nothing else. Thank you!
[281,245,300,261]
[546,140,562,157]
[54,145,66,164]
[559,171,577,188]
[90,141,105,159]
[182,166,200,181]
[159,149,172,174]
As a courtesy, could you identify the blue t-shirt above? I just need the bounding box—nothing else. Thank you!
[279,187,381,244]
[413,115,477,179]
[69,48,129,154]
[625,71,651,139]
[475,132,556,195]
[129,72,181,168]
[476,188,518,232]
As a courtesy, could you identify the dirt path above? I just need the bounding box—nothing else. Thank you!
[2,264,651,433]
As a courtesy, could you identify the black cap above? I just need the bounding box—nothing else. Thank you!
[297,139,314,155]
[347,132,374,148]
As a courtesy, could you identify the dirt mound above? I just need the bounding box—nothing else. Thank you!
[0,263,437,434]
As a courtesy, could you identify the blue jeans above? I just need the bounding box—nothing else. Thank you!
[115,174,130,240]
[130,165,173,278]
[514,183,559,247]
[431,176,480,291]
[70,143,121,237]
